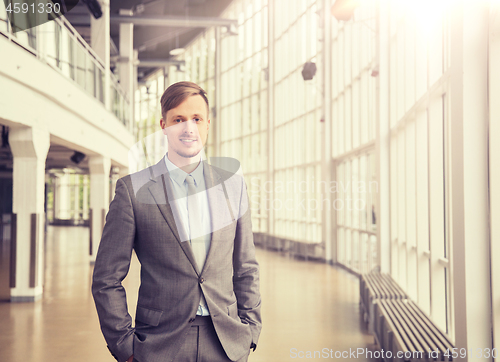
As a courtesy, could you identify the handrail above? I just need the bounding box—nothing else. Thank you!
[110,72,129,103]
[0,3,131,126]
[54,16,129,104]
[53,15,105,71]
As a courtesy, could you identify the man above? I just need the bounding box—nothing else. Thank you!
[92,81,262,362]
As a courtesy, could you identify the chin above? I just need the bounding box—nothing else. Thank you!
[177,148,202,159]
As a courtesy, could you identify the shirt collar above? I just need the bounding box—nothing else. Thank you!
[164,153,204,187]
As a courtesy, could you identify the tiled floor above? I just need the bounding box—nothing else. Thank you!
[0,226,377,361]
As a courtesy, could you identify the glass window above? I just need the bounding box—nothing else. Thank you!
[76,44,86,89]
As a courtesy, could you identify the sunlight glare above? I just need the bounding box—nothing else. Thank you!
[396,0,455,37]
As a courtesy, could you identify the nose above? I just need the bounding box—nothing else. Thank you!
[182,119,198,134]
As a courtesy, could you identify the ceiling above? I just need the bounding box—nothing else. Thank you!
[65,0,233,81]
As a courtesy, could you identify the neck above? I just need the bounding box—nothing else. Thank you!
[167,152,201,174]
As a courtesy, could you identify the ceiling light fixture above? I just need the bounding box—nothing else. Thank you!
[331,0,360,21]
[169,48,185,56]
[170,32,185,56]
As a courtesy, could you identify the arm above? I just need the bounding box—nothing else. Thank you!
[232,178,262,348]
[92,178,136,362]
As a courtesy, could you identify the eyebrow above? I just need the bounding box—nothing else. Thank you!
[170,114,204,120]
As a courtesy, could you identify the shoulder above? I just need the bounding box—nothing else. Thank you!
[115,161,165,202]
[120,159,166,190]
[118,167,149,191]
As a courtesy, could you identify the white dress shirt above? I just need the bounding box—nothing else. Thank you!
[164,153,212,316]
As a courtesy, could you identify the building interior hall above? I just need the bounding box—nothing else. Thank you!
[1,0,500,361]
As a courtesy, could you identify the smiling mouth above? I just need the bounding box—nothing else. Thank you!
[180,138,197,144]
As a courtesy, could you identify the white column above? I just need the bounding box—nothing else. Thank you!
[82,175,89,220]
[89,156,111,263]
[109,167,118,203]
[215,27,222,158]
[489,0,500,353]
[53,175,61,219]
[119,9,134,131]
[450,0,492,358]
[91,0,111,110]
[73,175,80,221]
[44,173,51,221]
[267,0,275,238]
[9,126,49,302]
[55,173,70,220]
[375,0,391,273]
[133,49,139,133]
[322,0,332,263]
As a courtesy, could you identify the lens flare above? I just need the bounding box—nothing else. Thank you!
[393,0,455,37]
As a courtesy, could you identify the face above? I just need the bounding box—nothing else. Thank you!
[160,94,210,162]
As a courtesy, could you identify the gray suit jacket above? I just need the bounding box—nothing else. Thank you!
[92,158,262,362]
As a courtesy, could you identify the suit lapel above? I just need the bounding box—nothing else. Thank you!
[148,159,199,276]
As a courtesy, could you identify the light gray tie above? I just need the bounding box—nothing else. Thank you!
[185,174,208,312]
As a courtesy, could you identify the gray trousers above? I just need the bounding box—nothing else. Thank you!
[175,316,250,362]
[135,316,250,362]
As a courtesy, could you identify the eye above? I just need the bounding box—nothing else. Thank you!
[193,118,201,122]
[174,118,182,123]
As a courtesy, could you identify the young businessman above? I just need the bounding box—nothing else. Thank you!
[92,81,262,362]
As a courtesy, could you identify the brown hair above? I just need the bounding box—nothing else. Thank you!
[160,81,209,120]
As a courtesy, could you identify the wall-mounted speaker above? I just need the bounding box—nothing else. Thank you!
[81,0,103,19]
[301,62,317,81]
[70,151,86,164]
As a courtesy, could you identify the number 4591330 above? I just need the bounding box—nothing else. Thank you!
[5,2,61,14]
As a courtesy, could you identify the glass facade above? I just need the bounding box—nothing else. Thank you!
[219,1,269,234]
[0,0,497,351]
[331,0,377,273]
[126,0,500,344]
[134,0,369,251]
[387,0,452,333]
[273,0,322,242]
[134,74,166,170]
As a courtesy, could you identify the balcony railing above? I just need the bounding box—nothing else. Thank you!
[0,4,130,128]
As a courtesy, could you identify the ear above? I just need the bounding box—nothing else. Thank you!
[160,118,167,135]
[207,118,211,129]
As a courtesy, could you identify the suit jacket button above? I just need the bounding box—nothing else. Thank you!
[189,318,195,323]
[199,277,205,284]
